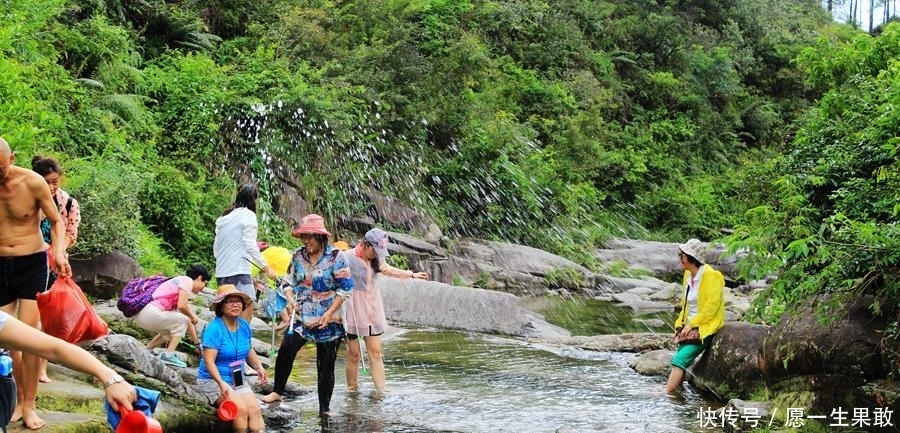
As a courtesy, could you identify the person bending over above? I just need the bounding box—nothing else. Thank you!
[132,264,210,368]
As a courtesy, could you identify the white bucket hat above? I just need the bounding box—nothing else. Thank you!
[678,239,706,264]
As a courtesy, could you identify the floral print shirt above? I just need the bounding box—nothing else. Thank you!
[287,244,353,342]
[40,188,81,246]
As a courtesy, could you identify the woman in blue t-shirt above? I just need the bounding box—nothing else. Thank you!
[196,285,268,432]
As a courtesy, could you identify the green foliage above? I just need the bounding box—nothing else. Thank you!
[451,275,468,287]
[604,261,651,280]
[140,163,231,266]
[386,254,410,270]
[134,225,181,277]
[0,0,848,296]
[729,22,900,342]
[544,267,584,289]
[65,152,147,259]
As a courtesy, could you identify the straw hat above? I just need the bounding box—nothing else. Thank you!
[208,284,252,312]
[291,214,331,238]
[678,239,706,264]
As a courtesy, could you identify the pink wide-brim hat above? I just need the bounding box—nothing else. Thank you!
[291,214,331,237]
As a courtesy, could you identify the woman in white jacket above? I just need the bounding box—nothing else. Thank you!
[213,183,277,324]
[343,228,428,393]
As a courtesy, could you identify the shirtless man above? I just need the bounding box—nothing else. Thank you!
[0,137,71,429]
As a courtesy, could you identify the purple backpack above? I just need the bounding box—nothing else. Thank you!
[116,275,169,318]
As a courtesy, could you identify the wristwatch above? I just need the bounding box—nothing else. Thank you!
[103,374,125,389]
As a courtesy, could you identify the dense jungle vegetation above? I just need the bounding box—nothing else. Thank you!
[2,0,899,359]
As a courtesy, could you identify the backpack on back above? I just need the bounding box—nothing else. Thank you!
[117,275,169,318]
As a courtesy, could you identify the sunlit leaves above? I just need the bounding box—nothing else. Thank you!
[732,22,900,332]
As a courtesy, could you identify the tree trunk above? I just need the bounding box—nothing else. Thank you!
[869,0,875,31]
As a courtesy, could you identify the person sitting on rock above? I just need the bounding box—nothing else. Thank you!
[665,239,725,393]
[132,264,210,368]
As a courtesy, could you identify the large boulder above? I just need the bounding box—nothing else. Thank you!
[759,295,889,383]
[441,239,606,295]
[352,233,607,295]
[380,278,569,339]
[85,334,208,406]
[363,187,443,243]
[691,322,768,399]
[71,250,142,299]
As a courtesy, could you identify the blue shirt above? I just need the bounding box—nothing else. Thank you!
[287,245,353,342]
[198,317,253,385]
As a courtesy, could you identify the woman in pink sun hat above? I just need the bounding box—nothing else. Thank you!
[261,214,353,416]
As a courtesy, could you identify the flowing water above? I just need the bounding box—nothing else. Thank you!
[262,326,721,433]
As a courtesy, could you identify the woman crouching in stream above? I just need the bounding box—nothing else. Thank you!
[196,285,268,432]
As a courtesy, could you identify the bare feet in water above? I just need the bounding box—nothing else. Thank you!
[23,408,46,430]
[10,406,21,423]
[260,392,282,403]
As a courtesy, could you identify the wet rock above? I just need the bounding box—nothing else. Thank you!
[630,349,673,376]
[721,399,773,433]
[85,334,208,405]
[545,333,672,352]
[605,276,679,297]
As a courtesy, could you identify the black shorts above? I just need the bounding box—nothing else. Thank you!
[346,326,384,340]
[0,251,49,306]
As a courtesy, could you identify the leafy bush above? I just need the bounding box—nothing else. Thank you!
[66,152,147,259]
[729,23,900,331]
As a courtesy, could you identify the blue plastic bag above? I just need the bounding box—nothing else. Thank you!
[0,350,15,433]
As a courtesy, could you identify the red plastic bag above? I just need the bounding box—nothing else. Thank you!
[37,276,109,343]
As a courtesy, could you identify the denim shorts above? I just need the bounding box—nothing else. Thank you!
[217,274,255,300]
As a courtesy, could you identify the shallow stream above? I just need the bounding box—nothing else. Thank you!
[262,326,721,433]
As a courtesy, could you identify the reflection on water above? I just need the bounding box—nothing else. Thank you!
[267,328,722,433]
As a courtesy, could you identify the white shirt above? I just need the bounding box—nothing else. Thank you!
[213,207,267,278]
[686,264,706,320]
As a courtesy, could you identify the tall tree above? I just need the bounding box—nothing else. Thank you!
[870,0,875,30]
